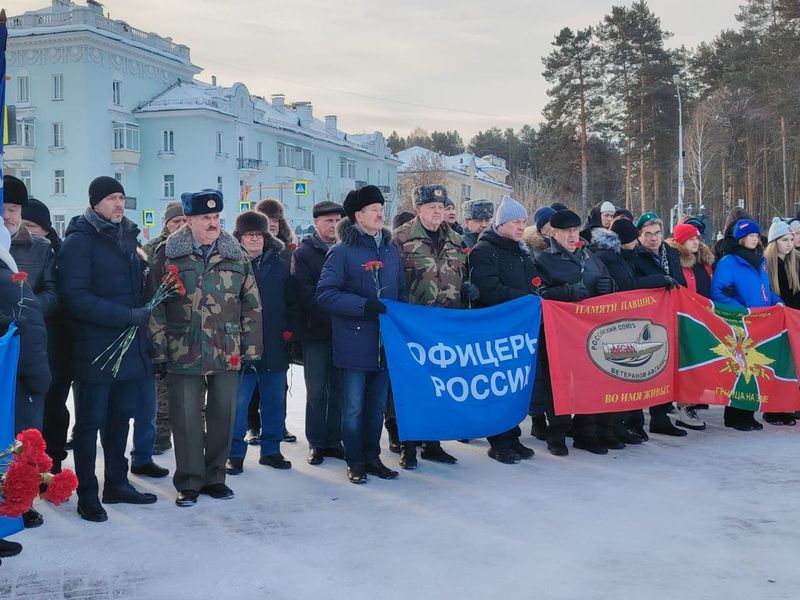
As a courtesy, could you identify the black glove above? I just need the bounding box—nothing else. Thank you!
[241,359,259,374]
[568,283,590,301]
[461,282,480,303]
[663,275,678,290]
[128,306,152,327]
[364,299,387,320]
[721,285,737,298]
[154,362,168,379]
[595,277,614,295]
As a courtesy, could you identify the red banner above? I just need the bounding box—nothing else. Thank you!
[542,289,677,415]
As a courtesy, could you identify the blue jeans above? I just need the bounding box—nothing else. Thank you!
[74,379,141,500]
[230,370,286,459]
[303,341,342,449]
[131,378,157,467]
[340,369,389,466]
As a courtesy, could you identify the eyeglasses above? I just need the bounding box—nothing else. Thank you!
[642,231,663,239]
[242,232,264,239]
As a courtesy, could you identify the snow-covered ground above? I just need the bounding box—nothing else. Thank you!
[1,366,798,599]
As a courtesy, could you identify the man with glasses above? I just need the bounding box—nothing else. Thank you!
[629,212,687,438]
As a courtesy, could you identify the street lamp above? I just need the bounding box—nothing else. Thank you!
[673,74,685,220]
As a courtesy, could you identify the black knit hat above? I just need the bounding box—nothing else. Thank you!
[21,198,52,231]
[255,198,285,219]
[343,185,384,221]
[549,209,581,230]
[613,208,633,221]
[312,200,345,219]
[550,202,568,212]
[611,219,639,244]
[89,176,125,207]
[233,210,270,240]
[3,175,29,206]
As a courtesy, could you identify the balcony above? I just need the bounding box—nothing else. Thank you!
[4,146,36,163]
[237,158,265,172]
[275,165,296,180]
[157,150,175,159]
[111,149,140,167]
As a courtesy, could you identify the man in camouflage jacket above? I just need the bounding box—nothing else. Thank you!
[391,184,478,468]
[149,189,262,507]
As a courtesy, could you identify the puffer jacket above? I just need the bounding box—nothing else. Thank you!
[711,248,781,308]
[10,223,58,316]
[534,238,614,300]
[470,227,538,307]
[149,225,263,375]
[315,217,406,371]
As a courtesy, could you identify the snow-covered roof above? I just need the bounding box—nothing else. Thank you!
[396,146,511,189]
[135,80,397,160]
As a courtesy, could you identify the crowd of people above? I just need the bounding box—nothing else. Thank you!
[1,173,799,564]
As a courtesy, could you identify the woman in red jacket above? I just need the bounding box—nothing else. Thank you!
[667,222,714,430]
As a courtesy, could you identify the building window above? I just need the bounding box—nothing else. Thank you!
[217,176,223,192]
[216,131,223,155]
[16,119,35,147]
[256,141,263,162]
[17,76,29,103]
[52,122,64,148]
[302,149,315,172]
[52,74,64,101]
[53,214,65,238]
[112,80,122,106]
[163,175,175,199]
[54,170,65,195]
[162,129,174,153]
[112,122,140,151]
[114,172,123,184]
[340,158,356,179]
[238,136,245,160]
[461,183,471,199]
[19,169,31,193]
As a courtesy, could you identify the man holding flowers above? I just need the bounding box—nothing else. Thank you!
[149,189,262,507]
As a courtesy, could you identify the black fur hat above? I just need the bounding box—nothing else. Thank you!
[343,185,384,221]
[550,209,582,230]
[233,210,270,240]
[255,198,285,219]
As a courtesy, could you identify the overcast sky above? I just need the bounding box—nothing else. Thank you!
[7,0,740,140]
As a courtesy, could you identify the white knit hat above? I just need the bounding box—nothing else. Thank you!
[600,201,616,214]
[768,217,793,244]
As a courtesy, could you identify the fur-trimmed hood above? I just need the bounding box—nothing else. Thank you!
[335,217,393,247]
[666,238,715,268]
[523,225,549,251]
[590,228,621,253]
[164,225,244,261]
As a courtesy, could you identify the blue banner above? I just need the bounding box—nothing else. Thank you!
[0,322,23,538]
[0,12,7,214]
[380,296,541,441]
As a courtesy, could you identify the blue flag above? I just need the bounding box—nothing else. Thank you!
[0,11,7,215]
[380,296,541,441]
[0,322,23,538]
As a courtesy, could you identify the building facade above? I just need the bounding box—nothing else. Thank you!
[4,0,399,239]
[396,146,512,217]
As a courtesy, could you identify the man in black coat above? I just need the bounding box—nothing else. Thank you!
[534,209,617,455]
[469,196,537,464]
[3,176,58,317]
[291,200,346,466]
[58,176,158,522]
[627,212,687,438]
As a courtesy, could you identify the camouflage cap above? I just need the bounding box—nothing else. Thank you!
[463,199,494,221]
[414,184,449,206]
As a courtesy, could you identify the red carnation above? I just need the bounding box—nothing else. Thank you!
[0,460,41,517]
[463,247,473,256]
[40,470,78,506]
[177,284,187,296]
[282,330,293,342]
[363,260,384,271]
[229,355,241,368]
[16,429,48,465]
[167,264,180,275]
[532,277,542,287]
[11,272,28,284]
[288,242,298,251]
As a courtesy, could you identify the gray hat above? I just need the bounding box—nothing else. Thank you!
[495,196,527,226]
[414,185,449,206]
[164,201,184,224]
[463,199,494,221]
[768,217,793,244]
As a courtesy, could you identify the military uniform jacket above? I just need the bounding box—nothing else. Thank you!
[393,217,466,308]
[149,226,263,375]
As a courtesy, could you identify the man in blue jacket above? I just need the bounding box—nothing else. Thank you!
[316,186,406,484]
[58,176,158,522]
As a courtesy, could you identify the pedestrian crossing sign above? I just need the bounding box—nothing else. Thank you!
[294,180,308,196]
[142,209,155,226]
[239,201,251,212]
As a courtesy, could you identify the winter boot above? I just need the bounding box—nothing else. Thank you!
[675,405,706,430]
[420,442,457,464]
[530,415,549,441]
[399,443,418,470]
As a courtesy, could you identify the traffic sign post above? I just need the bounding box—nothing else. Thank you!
[294,180,308,196]
[142,209,155,227]
[239,200,251,212]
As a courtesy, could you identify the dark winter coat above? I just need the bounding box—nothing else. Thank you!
[591,229,672,291]
[711,249,781,308]
[57,208,152,383]
[534,239,614,300]
[291,233,334,342]
[462,229,480,248]
[315,218,406,371]
[0,256,51,395]
[776,256,800,310]
[629,242,687,287]
[247,233,299,372]
[579,202,606,243]
[10,224,58,316]
[470,227,538,307]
